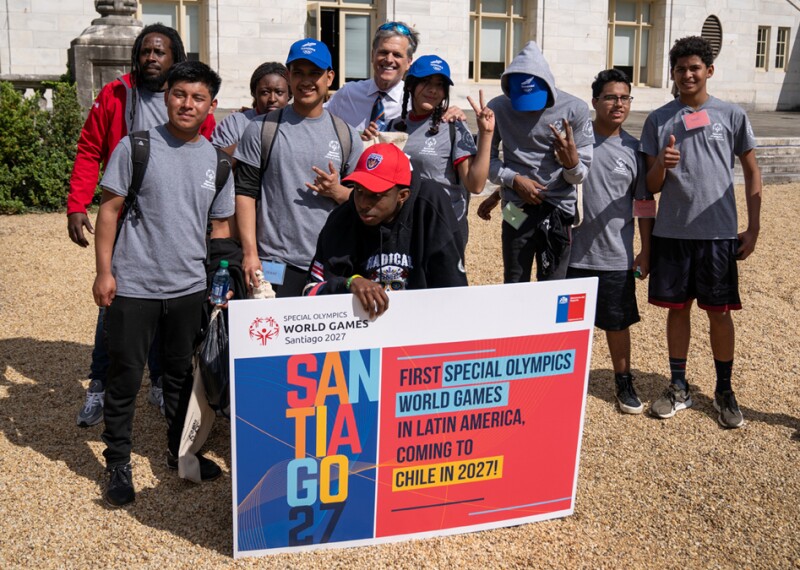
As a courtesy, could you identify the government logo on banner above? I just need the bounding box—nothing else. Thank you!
[556,294,586,323]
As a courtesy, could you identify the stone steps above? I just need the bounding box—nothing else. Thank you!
[734,137,800,184]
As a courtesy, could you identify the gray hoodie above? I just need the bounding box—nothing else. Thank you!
[488,41,593,216]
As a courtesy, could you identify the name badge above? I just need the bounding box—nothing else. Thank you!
[261,260,286,286]
[502,201,528,230]
[682,109,711,131]
[633,199,656,218]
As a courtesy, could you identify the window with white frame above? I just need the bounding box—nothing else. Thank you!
[469,0,526,81]
[607,0,653,85]
[756,26,770,69]
[776,27,790,71]
[307,1,375,90]
[138,0,205,62]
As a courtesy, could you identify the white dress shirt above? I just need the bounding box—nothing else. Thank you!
[325,79,405,131]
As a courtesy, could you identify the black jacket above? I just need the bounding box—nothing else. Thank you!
[307,174,467,294]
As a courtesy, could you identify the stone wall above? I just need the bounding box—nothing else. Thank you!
[1,0,797,111]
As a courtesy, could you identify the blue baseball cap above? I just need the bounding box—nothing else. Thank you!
[407,55,453,85]
[508,73,549,111]
[286,38,332,70]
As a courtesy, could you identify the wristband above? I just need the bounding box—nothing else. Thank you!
[346,274,363,290]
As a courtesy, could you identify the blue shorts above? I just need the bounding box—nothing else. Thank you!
[567,267,640,331]
[648,236,741,312]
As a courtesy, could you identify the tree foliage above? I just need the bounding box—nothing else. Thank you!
[0,80,84,214]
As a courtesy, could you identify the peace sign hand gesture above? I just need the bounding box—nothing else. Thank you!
[549,117,579,170]
[467,90,495,135]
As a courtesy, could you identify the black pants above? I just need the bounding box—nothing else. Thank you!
[272,264,310,298]
[101,290,206,468]
[501,202,572,283]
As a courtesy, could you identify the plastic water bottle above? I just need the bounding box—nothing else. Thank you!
[210,260,230,305]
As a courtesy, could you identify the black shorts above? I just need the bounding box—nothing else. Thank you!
[566,267,640,331]
[648,236,741,311]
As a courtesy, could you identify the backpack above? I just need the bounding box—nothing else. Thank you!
[258,108,353,177]
[115,130,232,248]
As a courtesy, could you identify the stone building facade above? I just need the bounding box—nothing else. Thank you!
[1,0,798,111]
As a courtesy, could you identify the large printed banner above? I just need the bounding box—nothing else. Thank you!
[228,279,597,558]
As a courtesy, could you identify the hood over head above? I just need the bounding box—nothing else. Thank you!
[501,41,557,109]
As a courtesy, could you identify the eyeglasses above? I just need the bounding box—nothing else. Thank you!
[600,95,634,104]
[378,22,412,37]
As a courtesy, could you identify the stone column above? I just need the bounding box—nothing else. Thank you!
[69,1,143,114]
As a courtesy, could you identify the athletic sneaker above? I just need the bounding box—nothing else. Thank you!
[76,378,105,427]
[148,376,165,416]
[615,374,644,414]
[104,463,135,508]
[650,384,693,419]
[166,450,222,482]
[714,389,744,429]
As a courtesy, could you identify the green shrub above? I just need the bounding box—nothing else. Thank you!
[0,80,84,214]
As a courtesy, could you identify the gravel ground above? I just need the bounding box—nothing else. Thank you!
[1,183,799,569]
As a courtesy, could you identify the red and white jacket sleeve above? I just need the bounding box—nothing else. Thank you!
[67,80,127,215]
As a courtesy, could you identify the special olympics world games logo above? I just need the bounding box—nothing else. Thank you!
[249,316,280,346]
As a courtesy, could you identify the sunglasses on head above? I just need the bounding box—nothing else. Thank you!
[378,21,411,36]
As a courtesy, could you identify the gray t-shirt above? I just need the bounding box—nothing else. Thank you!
[640,95,756,239]
[488,90,594,216]
[392,116,477,223]
[212,108,259,149]
[129,87,168,133]
[101,125,235,299]
[234,106,363,269]
[570,129,650,271]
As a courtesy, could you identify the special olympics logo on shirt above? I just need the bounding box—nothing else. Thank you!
[709,123,725,142]
[613,157,627,174]
[249,316,280,346]
[325,139,342,161]
[583,120,593,136]
[202,169,216,190]
[366,153,383,170]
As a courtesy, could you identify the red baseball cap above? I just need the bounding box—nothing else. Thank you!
[342,143,412,193]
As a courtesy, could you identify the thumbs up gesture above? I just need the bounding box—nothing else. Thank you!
[659,134,680,169]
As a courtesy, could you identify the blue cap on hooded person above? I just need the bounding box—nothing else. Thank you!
[507,73,549,111]
[286,38,332,70]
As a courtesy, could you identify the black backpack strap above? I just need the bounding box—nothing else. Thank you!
[206,148,234,265]
[329,112,353,175]
[126,130,150,220]
[208,148,232,226]
[213,147,232,196]
[208,147,232,226]
[449,121,460,185]
[114,130,149,247]
[259,107,284,178]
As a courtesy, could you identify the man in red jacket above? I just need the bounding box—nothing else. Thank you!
[69,23,216,428]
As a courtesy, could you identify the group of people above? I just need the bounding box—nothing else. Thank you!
[66,20,761,508]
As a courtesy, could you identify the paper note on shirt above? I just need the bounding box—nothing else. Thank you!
[261,260,286,286]
[502,202,528,230]
[633,199,656,218]
[682,109,711,131]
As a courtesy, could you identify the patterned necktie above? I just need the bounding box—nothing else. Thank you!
[370,91,387,131]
